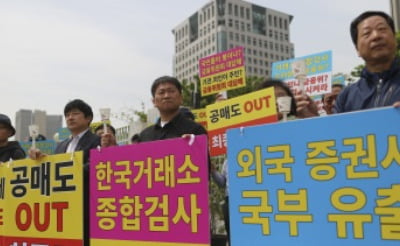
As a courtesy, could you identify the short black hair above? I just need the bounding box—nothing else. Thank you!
[151,76,182,97]
[258,79,297,117]
[350,11,395,46]
[64,99,93,119]
[131,133,140,143]
[94,123,116,135]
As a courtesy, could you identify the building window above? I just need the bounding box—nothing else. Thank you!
[234,5,238,16]
[228,19,233,27]
[240,6,244,18]
[228,3,232,15]
[247,23,251,31]
[246,8,250,20]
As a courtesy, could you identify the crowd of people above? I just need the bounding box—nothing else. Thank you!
[0,10,399,246]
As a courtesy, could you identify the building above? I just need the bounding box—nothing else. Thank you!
[15,109,63,141]
[172,0,294,83]
[15,109,32,141]
[390,0,400,32]
[46,115,63,140]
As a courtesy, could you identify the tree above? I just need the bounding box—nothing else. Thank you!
[112,102,147,124]
[350,64,364,78]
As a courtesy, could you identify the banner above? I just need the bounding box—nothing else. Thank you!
[199,46,246,96]
[90,135,210,246]
[19,140,56,155]
[0,152,84,246]
[271,50,332,96]
[227,107,400,245]
[206,87,278,156]
[192,108,208,130]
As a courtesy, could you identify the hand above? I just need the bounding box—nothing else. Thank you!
[295,93,319,118]
[28,148,47,160]
[393,101,400,108]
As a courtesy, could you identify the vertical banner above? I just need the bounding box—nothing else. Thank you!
[199,46,246,96]
[227,107,400,245]
[206,87,278,156]
[90,135,210,246]
[0,153,84,246]
[271,50,332,96]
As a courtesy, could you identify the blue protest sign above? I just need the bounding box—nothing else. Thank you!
[227,107,400,245]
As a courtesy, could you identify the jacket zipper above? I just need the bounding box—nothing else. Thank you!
[382,85,394,106]
[374,78,383,107]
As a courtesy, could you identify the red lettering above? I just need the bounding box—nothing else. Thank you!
[16,203,32,231]
[243,96,272,113]
[15,202,69,232]
[244,101,253,113]
[53,202,68,232]
[34,202,50,232]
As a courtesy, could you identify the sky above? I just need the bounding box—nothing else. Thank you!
[0,0,390,128]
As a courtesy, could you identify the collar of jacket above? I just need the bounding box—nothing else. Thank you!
[361,58,400,85]
[155,112,183,129]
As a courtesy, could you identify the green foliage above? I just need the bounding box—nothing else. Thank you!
[350,64,364,78]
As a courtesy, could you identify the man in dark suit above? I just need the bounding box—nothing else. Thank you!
[29,99,100,246]
[30,99,100,162]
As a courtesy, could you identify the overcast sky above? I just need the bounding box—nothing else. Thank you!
[0,0,390,127]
